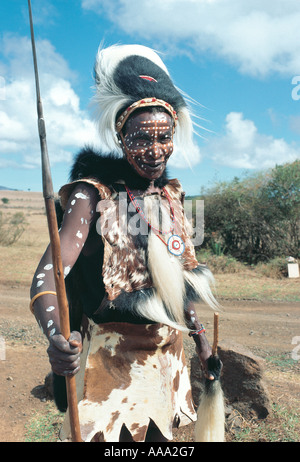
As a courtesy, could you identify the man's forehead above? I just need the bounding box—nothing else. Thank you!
[126,110,172,128]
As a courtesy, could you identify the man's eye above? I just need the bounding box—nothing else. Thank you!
[161,135,172,143]
[135,137,151,145]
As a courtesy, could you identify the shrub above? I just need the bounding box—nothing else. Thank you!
[196,248,245,274]
[0,211,28,246]
[256,257,288,279]
[199,160,300,264]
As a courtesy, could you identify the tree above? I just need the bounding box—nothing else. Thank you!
[199,161,300,264]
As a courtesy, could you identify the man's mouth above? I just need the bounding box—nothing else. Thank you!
[143,161,164,169]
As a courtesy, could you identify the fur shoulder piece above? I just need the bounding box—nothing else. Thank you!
[69,146,169,190]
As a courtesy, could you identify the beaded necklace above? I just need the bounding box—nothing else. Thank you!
[125,185,175,244]
[125,185,185,256]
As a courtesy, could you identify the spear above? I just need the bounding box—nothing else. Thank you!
[28,0,81,442]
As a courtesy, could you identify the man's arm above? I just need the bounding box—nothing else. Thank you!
[185,302,222,381]
[30,183,98,376]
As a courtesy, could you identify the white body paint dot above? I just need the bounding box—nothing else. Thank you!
[75,193,88,200]
[46,306,55,312]
[64,266,71,276]
[36,280,44,288]
[36,273,45,279]
[47,320,54,328]
[44,264,53,271]
[76,231,83,239]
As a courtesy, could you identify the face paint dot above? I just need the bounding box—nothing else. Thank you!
[46,306,55,312]
[68,208,72,214]
[44,264,53,271]
[76,231,83,239]
[71,200,76,205]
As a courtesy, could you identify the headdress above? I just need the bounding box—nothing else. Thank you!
[93,44,200,166]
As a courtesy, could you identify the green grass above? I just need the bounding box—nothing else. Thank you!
[234,403,300,442]
[24,404,64,442]
[265,353,299,371]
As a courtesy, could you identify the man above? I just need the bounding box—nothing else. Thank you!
[30,44,221,442]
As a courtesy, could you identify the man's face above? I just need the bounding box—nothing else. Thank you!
[121,110,174,180]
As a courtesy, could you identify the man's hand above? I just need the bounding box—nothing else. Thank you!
[203,354,223,381]
[47,331,82,376]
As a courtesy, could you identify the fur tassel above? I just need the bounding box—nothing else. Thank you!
[145,195,187,329]
[133,291,188,332]
[184,268,219,311]
[195,380,225,442]
[147,229,186,330]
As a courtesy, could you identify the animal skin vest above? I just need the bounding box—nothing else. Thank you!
[59,177,199,303]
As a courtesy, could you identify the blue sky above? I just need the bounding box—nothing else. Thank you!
[0,0,300,195]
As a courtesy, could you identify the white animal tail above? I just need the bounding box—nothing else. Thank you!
[194,380,225,442]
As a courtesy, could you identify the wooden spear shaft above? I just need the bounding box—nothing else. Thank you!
[28,0,81,442]
[212,312,219,357]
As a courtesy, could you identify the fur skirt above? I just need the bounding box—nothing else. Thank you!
[59,317,196,442]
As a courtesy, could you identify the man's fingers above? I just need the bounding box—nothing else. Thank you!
[50,332,81,354]
[69,331,82,351]
[47,331,82,377]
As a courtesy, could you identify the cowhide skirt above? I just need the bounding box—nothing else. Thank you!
[59,318,196,442]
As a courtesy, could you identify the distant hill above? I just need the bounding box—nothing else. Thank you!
[0,186,18,191]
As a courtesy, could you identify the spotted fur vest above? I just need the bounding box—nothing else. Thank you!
[59,148,199,298]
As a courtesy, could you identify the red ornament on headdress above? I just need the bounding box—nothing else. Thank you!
[139,75,157,82]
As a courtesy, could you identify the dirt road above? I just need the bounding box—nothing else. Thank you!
[1,284,299,442]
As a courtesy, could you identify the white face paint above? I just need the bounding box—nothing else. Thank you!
[76,231,83,239]
[122,111,174,180]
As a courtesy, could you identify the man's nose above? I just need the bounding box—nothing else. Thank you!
[150,142,163,159]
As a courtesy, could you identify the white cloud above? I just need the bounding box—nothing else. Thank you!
[204,112,300,169]
[82,0,300,77]
[0,34,100,171]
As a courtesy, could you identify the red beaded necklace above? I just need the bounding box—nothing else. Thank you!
[125,185,176,245]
